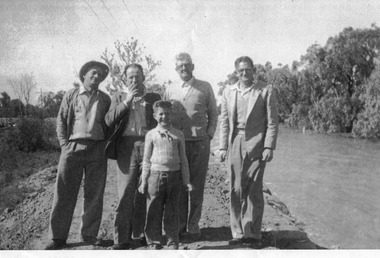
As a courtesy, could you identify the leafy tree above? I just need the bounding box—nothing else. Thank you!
[353,60,380,138]
[299,25,380,132]
[38,90,65,118]
[0,92,11,117]
[9,99,25,117]
[7,73,37,117]
[101,37,162,94]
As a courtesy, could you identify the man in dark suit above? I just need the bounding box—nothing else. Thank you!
[105,63,161,250]
[219,56,279,248]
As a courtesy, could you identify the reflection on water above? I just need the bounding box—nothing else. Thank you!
[265,126,380,249]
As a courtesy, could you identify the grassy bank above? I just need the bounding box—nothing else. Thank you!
[0,127,60,214]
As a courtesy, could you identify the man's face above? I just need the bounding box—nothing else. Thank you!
[154,106,172,127]
[125,67,144,87]
[236,61,254,84]
[83,67,103,89]
[175,60,194,82]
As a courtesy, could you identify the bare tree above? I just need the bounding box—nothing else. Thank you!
[7,73,37,116]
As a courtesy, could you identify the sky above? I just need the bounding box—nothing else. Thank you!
[1,0,380,104]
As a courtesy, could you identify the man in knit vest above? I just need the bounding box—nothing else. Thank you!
[164,53,218,241]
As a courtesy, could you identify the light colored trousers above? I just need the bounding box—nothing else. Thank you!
[229,132,266,240]
[49,140,107,240]
[113,136,146,244]
[178,137,210,234]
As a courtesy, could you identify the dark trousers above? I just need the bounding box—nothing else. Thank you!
[145,170,181,246]
[113,136,146,244]
[229,132,266,239]
[178,138,210,234]
[49,140,107,240]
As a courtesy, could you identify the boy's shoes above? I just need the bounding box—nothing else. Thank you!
[111,243,131,250]
[243,238,263,249]
[167,243,179,250]
[148,244,163,250]
[44,239,66,250]
[228,238,244,245]
[81,236,103,246]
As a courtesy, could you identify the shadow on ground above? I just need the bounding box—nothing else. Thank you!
[197,228,327,249]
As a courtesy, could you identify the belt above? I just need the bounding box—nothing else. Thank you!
[233,128,245,135]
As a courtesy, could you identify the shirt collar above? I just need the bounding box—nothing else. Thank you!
[231,81,254,93]
[79,85,98,95]
[182,76,195,87]
[156,125,172,132]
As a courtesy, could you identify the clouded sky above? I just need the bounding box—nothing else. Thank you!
[1,0,380,104]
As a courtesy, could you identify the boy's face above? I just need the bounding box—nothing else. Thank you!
[154,106,171,127]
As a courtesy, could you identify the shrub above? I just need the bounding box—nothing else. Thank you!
[353,66,380,138]
[4,118,44,152]
[3,118,58,152]
[308,96,352,133]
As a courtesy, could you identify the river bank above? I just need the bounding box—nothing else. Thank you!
[265,126,380,249]
[5,124,377,250]
[0,131,323,250]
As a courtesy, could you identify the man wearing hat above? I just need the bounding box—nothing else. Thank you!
[45,61,111,250]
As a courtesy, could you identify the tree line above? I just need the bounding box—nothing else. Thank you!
[2,26,380,138]
[217,24,380,139]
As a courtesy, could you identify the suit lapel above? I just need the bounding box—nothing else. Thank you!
[230,88,237,126]
[246,86,259,121]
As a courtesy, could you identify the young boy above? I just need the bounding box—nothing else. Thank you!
[138,100,193,250]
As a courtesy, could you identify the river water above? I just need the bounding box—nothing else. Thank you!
[264,126,380,249]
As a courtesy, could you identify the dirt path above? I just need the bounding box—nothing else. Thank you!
[0,138,324,250]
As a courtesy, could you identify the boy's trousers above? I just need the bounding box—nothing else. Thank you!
[145,170,181,246]
[49,139,107,240]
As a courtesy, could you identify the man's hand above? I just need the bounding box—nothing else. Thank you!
[262,148,274,162]
[122,84,140,106]
[138,183,147,194]
[220,150,227,162]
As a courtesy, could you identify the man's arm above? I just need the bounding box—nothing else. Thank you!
[178,132,190,185]
[105,92,129,128]
[219,88,230,162]
[206,83,218,139]
[56,91,71,147]
[139,132,154,194]
[262,85,279,162]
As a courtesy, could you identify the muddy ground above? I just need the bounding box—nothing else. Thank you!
[0,139,325,250]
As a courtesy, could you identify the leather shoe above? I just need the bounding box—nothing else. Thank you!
[228,238,244,245]
[244,238,263,249]
[44,239,66,250]
[138,237,147,246]
[111,243,131,250]
[148,244,163,250]
[82,236,103,246]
